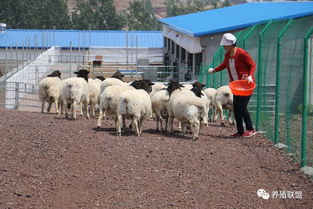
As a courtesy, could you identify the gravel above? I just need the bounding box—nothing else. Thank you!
[0,108,313,209]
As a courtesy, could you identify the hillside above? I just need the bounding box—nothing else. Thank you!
[66,0,168,18]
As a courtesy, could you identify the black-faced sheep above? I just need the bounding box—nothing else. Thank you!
[61,69,90,120]
[167,80,206,140]
[38,70,62,114]
[116,80,154,136]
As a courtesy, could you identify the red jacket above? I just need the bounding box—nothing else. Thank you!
[214,48,256,82]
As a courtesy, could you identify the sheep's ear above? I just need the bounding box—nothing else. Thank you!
[121,74,125,77]
[202,84,205,88]
[180,84,184,88]
[74,71,78,74]
[201,92,204,96]
[87,71,90,74]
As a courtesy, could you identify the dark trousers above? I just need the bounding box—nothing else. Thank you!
[233,95,254,134]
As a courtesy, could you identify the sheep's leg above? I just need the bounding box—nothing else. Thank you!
[79,103,83,118]
[133,118,140,136]
[191,121,200,140]
[181,122,187,136]
[114,116,119,130]
[168,116,174,133]
[91,104,96,118]
[84,101,90,119]
[117,114,122,136]
[156,116,160,131]
[229,109,235,125]
[215,103,225,126]
[64,101,69,119]
[102,110,106,120]
[41,100,45,113]
[47,101,52,113]
[208,106,214,122]
[159,116,164,131]
[187,123,192,134]
[164,116,169,132]
[122,115,127,129]
[72,101,77,120]
[58,100,63,115]
[97,109,103,128]
[139,117,145,134]
[54,99,59,114]
[177,121,182,132]
[213,106,218,122]
[155,113,161,132]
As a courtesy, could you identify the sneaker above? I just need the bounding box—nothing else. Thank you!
[243,130,257,138]
[231,132,243,137]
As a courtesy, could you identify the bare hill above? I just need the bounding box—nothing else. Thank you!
[66,0,168,18]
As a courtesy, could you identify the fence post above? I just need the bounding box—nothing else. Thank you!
[14,82,19,110]
[301,27,313,167]
[242,25,256,50]
[256,21,272,131]
[274,19,293,145]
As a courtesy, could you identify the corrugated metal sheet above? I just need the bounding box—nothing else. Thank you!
[0,29,163,48]
[159,2,313,37]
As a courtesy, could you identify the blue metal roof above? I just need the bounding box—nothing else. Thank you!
[0,29,163,48]
[159,2,313,37]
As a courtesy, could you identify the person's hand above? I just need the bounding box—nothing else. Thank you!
[246,75,253,83]
[208,68,215,74]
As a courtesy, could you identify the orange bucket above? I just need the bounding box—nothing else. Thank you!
[228,80,256,96]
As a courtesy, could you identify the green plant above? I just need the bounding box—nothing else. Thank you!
[297,104,313,116]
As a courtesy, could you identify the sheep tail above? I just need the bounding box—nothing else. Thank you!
[124,97,128,113]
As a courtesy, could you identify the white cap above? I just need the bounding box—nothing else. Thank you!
[220,33,237,46]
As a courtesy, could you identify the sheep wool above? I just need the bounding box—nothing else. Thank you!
[100,78,128,93]
[151,89,170,131]
[39,77,62,114]
[214,85,234,125]
[62,77,90,120]
[97,84,135,128]
[117,89,152,136]
[88,78,102,118]
[168,94,206,140]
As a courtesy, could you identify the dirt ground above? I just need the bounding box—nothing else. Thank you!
[0,108,313,209]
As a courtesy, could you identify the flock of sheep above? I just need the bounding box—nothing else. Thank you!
[38,70,234,139]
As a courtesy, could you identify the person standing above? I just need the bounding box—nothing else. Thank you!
[208,33,257,137]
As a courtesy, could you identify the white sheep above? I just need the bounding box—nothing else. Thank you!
[38,76,62,114]
[166,81,207,139]
[61,70,90,120]
[100,77,128,93]
[214,85,234,125]
[116,89,152,136]
[88,77,103,118]
[181,83,193,90]
[203,88,217,122]
[168,94,206,140]
[151,89,170,132]
[116,80,154,136]
[150,82,166,97]
[97,84,135,129]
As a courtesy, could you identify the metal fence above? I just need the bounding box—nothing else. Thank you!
[0,43,194,112]
[199,16,313,168]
